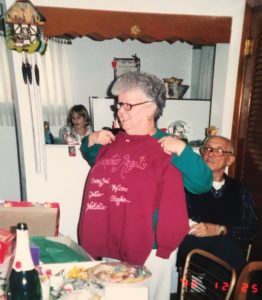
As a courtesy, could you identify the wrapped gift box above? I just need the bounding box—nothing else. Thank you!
[0,228,15,264]
[0,201,60,236]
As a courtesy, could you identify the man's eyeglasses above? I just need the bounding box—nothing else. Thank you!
[116,101,150,111]
[200,146,233,157]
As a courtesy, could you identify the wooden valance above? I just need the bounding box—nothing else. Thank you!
[37,7,232,45]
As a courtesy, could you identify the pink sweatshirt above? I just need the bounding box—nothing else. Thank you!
[78,131,189,265]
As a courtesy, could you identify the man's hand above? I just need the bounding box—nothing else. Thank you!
[88,130,116,147]
[158,136,186,156]
[189,222,223,237]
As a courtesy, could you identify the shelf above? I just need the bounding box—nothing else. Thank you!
[166,98,211,101]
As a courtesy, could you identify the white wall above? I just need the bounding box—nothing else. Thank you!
[0,0,21,200]
[0,127,20,200]
[211,44,229,129]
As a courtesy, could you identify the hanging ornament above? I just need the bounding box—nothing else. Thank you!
[34,62,39,85]
[111,60,117,69]
[5,0,47,54]
[21,59,27,84]
[25,54,32,84]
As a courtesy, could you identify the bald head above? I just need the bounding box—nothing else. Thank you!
[204,136,234,155]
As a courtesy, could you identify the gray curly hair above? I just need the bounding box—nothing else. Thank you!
[111,71,166,121]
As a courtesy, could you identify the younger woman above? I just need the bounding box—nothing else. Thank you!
[59,104,92,144]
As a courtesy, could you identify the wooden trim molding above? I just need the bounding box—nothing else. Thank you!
[229,4,252,178]
[37,7,232,44]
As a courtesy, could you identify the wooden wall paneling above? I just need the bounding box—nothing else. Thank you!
[230,4,252,179]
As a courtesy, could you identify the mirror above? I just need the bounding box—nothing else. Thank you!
[35,7,230,144]
[40,38,216,144]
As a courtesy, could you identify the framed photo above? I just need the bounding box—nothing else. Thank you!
[112,55,140,79]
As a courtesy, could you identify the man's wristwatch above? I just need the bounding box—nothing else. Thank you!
[219,225,226,236]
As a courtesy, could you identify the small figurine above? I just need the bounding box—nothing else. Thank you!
[44,121,54,144]
[201,125,218,146]
[205,125,218,137]
[163,77,189,99]
[163,77,183,98]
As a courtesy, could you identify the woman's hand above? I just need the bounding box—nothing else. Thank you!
[88,130,116,147]
[189,222,222,237]
[158,136,186,156]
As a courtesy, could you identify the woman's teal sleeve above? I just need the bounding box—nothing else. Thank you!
[80,136,101,167]
[171,144,213,194]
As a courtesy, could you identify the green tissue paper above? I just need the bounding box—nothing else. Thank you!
[30,236,88,264]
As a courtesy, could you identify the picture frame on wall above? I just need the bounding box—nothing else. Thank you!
[112,54,140,79]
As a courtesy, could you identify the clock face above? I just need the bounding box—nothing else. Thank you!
[168,120,190,139]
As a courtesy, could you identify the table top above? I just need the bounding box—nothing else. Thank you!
[0,257,148,300]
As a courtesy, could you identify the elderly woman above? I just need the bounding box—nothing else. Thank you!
[78,71,209,300]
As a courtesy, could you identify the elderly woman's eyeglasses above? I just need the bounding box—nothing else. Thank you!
[116,101,149,111]
[200,146,233,157]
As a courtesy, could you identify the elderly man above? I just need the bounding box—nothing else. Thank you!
[175,135,259,274]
